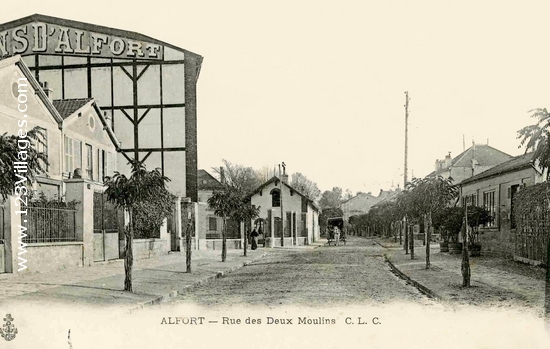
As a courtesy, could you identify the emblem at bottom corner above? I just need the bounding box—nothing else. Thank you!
[0,314,18,341]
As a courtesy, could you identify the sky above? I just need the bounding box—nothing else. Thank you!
[4,0,550,196]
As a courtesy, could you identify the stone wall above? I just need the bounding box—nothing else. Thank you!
[121,238,170,260]
[206,239,241,250]
[23,243,83,273]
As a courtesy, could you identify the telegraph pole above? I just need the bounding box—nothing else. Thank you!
[279,163,285,247]
[403,91,410,253]
[404,91,409,188]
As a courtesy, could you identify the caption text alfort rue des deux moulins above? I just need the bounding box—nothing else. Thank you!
[160,316,382,326]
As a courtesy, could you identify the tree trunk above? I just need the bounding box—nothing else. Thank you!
[410,225,415,260]
[124,208,134,292]
[426,212,431,269]
[545,236,550,319]
[186,217,192,273]
[222,219,227,262]
[398,222,403,245]
[404,218,409,254]
[243,220,248,257]
[461,211,471,287]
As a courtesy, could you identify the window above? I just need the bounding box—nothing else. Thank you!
[105,152,115,177]
[270,188,281,207]
[208,217,217,231]
[462,194,477,207]
[98,149,104,182]
[483,191,496,227]
[85,144,93,180]
[65,136,83,177]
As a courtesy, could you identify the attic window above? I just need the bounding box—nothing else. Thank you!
[88,114,95,131]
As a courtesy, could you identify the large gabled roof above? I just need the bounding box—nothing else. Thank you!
[0,55,65,126]
[53,98,93,120]
[198,169,224,191]
[249,176,319,211]
[460,152,538,185]
[0,14,202,59]
[452,144,512,168]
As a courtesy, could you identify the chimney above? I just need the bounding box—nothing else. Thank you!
[220,167,225,184]
[445,152,452,168]
[281,164,288,184]
[41,81,53,101]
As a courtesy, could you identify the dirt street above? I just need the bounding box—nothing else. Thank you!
[166,236,436,308]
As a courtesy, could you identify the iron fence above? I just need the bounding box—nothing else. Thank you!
[25,206,78,243]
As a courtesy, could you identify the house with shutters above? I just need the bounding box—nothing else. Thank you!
[0,54,119,198]
[458,152,545,256]
[0,54,121,274]
[249,172,320,247]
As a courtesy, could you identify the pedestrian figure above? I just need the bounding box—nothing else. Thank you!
[250,229,259,250]
[334,226,341,246]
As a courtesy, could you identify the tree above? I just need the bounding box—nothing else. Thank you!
[406,176,458,268]
[343,189,354,201]
[290,172,321,202]
[213,159,263,194]
[104,161,172,292]
[518,111,550,317]
[319,187,343,210]
[231,198,260,257]
[518,108,550,180]
[0,127,48,200]
[207,186,241,262]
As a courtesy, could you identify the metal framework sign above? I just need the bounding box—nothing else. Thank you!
[0,22,164,60]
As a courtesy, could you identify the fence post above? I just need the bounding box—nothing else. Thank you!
[65,179,94,267]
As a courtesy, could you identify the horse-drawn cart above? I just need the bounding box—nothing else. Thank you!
[326,217,346,246]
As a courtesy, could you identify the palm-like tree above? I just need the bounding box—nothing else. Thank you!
[207,187,240,262]
[104,160,171,292]
[517,108,550,317]
[518,108,550,179]
[0,127,48,200]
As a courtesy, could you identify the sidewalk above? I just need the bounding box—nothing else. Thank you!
[377,237,546,317]
[0,248,275,311]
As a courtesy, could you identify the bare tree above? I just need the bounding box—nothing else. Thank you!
[213,159,263,194]
[290,172,321,202]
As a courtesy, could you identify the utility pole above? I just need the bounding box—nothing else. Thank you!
[404,91,409,188]
[403,91,410,252]
[279,163,285,247]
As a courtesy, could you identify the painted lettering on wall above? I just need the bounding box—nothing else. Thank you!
[0,22,163,60]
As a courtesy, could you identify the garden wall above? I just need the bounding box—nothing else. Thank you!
[23,243,83,273]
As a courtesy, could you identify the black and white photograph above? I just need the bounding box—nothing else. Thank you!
[0,1,549,348]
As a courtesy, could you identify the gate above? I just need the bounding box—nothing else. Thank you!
[93,191,120,262]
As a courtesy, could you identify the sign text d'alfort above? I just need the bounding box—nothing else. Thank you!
[0,22,164,60]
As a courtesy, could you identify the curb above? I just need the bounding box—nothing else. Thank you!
[128,252,269,313]
[384,254,443,302]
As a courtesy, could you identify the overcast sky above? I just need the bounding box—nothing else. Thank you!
[6,1,550,195]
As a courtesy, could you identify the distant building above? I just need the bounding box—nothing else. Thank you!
[429,143,512,184]
[341,189,400,231]
[249,175,319,247]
